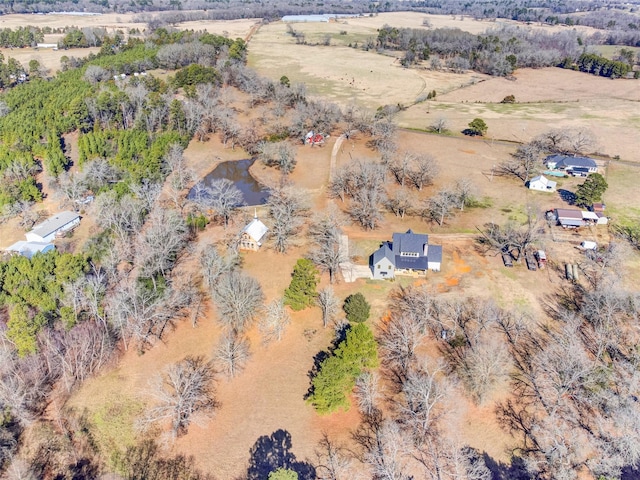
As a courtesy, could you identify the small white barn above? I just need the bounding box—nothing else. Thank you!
[6,241,55,259]
[528,175,557,192]
[239,214,269,251]
[26,211,81,243]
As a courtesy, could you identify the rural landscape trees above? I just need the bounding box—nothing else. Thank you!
[0,4,637,480]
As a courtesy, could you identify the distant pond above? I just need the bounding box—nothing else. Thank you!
[188,159,270,207]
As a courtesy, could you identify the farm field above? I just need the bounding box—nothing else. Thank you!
[1,9,639,479]
[248,16,640,161]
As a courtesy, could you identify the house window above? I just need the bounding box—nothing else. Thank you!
[377,265,380,269]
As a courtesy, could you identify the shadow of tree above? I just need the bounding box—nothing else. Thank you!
[558,188,576,205]
[623,466,640,480]
[483,453,531,480]
[247,429,316,480]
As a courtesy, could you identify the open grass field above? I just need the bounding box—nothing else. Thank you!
[247,14,640,161]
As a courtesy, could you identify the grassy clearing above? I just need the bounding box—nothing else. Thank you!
[91,396,145,463]
[593,44,640,60]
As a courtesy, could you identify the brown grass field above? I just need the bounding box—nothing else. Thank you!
[1,10,639,478]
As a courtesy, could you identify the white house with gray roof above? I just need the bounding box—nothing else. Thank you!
[370,230,442,279]
[26,211,80,243]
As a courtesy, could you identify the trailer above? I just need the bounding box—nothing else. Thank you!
[501,252,513,267]
[525,252,538,271]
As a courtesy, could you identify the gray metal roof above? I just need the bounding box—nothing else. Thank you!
[372,242,394,265]
[30,211,80,239]
[427,245,443,264]
[546,155,597,169]
[392,229,428,255]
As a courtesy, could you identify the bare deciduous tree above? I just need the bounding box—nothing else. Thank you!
[316,287,339,328]
[135,207,189,287]
[477,203,541,261]
[200,243,239,290]
[141,356,217,438]
[314,433,354,480]
[386,188,413,219]
[268,184,308,253]
[214,330,251,379]
[210,272,264,333]
[424,188,457,226]
[258,299,290,344]
[430,117,448,134]
[258,141,297,176]
[308,207,348,284]
[406,154,439,191]
[354,371,382,416]
[194,178,244,228]
[497,143,542,183]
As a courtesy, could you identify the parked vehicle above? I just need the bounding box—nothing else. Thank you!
[501,252,513,267]
[525,252,538,271]
[535,250,547,269]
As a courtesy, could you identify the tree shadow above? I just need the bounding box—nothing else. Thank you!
[558,188,576,205]
[622,465,640,480]
[482,453,532,480]
[246,429,316,480]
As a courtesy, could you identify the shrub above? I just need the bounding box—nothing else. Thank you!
[343,293,370,323]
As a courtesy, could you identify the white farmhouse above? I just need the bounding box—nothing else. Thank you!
[528,175,557,192]
[26,211,81,243]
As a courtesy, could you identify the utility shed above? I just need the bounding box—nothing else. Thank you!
[26,211,81,243]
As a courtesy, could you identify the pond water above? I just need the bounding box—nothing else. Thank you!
[188,159,270,206]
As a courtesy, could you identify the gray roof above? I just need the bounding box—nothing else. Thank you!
[30,211,80,239]
[6,241,54,259]
[546,155,596,169]
[428,245,443,264]
[372,242,394,265]
[392,229,428,255]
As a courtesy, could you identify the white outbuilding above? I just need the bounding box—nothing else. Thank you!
[6,241,55,259]
[528,175,557,192]
[25,211,81,243]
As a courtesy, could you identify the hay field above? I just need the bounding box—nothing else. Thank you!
[399,67,640,160]
[341,11,601,37]
[174,18,260,39]
[248,18,640,161]
[248,21,485,107]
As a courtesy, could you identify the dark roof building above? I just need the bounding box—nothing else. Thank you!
[546,155,598,173]
[370,230,442,279]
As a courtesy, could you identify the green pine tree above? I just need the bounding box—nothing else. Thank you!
[284,259,319,311]
[343,293,371,323]
[307,323,378,414]
[575,173,608,207]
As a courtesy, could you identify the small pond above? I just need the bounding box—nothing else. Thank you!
[188,159,270,206]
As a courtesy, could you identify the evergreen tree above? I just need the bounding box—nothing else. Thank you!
[269,469,298,480]
[284,259,319,311]
[467,118,488,136]
[307,323,378,414]
[343,292,371,323]
[575,173,608,207]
